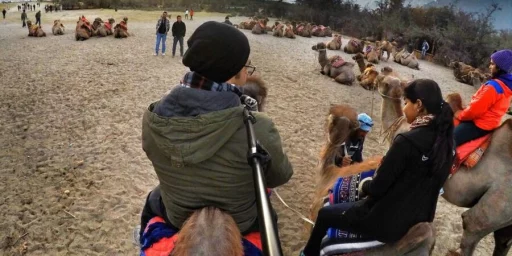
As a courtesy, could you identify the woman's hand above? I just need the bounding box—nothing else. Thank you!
[366,155,383,170]
[341,157,352,167]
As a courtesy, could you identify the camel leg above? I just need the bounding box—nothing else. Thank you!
[459,187,512,256]
[493,225,512,256]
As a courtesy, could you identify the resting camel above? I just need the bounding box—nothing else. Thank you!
[75,16,92,41]
[379,83,512,256]
[343,39,364,54]
[357,64,379,90]
[313,42,355,85]
[393,48,420,70]
[114,17,129,38]
[449,61,487,88]
[378,40,396,61]
[26,20,46,37]
[239,19,257,30]
[325,34,342,50]
[251,18,268,35]
[295,23,312,38]
[52,20,65,35]
[282,23,296,39]
[311,25,332,37]
[92,17,115,37]
[307,104,437,256]
[364,45,381,64]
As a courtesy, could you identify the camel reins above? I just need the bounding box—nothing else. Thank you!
[377,89,402,101]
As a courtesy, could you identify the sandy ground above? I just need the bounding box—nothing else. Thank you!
[0,7,510,256]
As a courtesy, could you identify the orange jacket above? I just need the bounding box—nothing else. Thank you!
[458,74,512,130]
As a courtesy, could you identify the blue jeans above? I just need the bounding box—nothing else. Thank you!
[454,121,491,147]
[173,36,184,56]
[155,33,167,54]
[421,48,427,58]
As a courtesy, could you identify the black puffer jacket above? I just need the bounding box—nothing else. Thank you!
[343,125,453,243]
[172,21,186,37]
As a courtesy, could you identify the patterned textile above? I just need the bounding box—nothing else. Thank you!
[319,170,385,256]
[331,56,346,68]
[450,134,492,174]
[104,22,112,30]
[297,25,304,33]
[410,114,434,129]
[350,40,361,48]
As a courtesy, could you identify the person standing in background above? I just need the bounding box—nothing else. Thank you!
[2,9,6,19]
[154,11,170,56]
[21,9,27,27]
[190,9,194,20]
[184,9,188,20]
[35,10,41,25]
[171,15,186,57]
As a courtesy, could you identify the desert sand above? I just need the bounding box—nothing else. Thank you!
[0,6,509,256]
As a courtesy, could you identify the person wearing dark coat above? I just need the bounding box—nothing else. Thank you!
[2,9,6,19]
[171,15,186,57]
[21,10,27,27]
[35,10,41,25]
[301,79,455,256]
[224,16,233,26]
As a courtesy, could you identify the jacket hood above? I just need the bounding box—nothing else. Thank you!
[144,87,245,164]
[498,73,512,94]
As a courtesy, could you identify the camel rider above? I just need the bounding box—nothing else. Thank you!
[335,113,373,167]
[301,79,454,256]
[139,21,293,242]
[454,49,512,147]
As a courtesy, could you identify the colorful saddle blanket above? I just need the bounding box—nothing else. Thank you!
[350,40,361,49]
[140,216,263,256]
[450,134,492,174]
[320,170,385,256]
[331,56,346,68]
[104,22,112,31]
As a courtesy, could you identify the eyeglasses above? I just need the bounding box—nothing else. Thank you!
[245,65,256,76]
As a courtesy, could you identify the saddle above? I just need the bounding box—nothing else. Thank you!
[104,22,112,31]
[297,25,304,33]
[312,26,319,33]
[365,45,373,54]
[451,134,492,174]
[331,56,347,68]
[118,21,128,31]
[320,170,385,256]
[350,40,361,49]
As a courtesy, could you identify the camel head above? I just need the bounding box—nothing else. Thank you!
[108,18,115,24]
[172,207,243,256]
[26,20,32,28]
[449,61,461,69]
[469,70,485,87]
[243,76,268,112]
[123,17,128,23]
[375,73,404,100]
[352,53,364,61]
[312,42,327,51]
[326,104,359,149]
[446,93,464,113]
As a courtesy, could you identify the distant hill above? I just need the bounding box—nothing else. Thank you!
[312,0,511,30]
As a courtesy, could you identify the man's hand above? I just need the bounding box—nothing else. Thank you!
[341,157,352,167]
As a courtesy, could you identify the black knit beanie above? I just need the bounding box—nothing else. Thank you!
[182,21,250,83]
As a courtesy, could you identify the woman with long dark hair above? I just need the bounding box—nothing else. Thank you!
[301,79,455,256]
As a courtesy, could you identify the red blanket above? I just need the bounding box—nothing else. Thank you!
[451,134,491,174]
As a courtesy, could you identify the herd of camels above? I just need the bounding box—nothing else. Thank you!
[19,13,512,256]
[25,16,130,40]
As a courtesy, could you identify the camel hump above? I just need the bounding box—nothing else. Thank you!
[173,207,243,256]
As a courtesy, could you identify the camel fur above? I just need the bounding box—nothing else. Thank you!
[326,34,342,50]
[114,17,129,38]
[344,39,364,54]
[393,48,420,70]
[251,18,268,35]
[313,42,355,86]
[52,20,65,35]
[352,53,366,73]
[26,20,46,37]
[357,64,379,90]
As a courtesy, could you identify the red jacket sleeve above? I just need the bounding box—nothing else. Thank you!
[458,85,498,121]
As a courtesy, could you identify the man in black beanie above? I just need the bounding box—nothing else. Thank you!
[139,21,293,243]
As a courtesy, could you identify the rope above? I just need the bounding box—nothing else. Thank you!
[273,189,314,225]
[380,116,405,144]
[377,89,402,101]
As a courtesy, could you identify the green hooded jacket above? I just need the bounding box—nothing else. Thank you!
[142,86,293,233]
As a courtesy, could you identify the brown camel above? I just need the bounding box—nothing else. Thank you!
[378,40,396,61]
[449,61,486,87]
[75,16,92,41]
[393,48,420,70]
[344,39,364,54]
[283,23,296,39]
[52,20,65,35]
[114,17,129,38]
[325,34,342,50]
[251,18,268,35]
[242,76,268,112]
[357,64,379,90]
[308,104,437,256]
[296,23,312,38]
[92,17,114,37]
[352,53,366,73]
[313,42,355,85]
[380,87,512,256]
[311,25,332,37]
[239,19,257,30]
[272,22,285,37]
[172,207,244,256]
[365,45,381,64]
[26,20,46,37]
